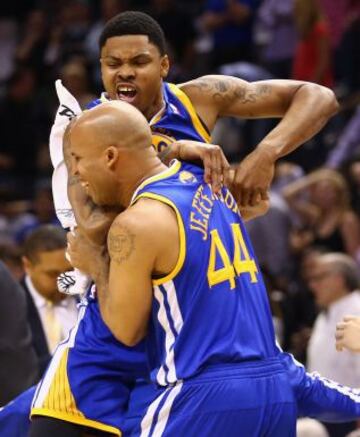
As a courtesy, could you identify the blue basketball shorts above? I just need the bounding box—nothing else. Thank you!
[135,358,297,437]
[31,297,156,436]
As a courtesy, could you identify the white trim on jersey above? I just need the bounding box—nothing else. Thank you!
[31,302,87,408]
[154,281,184,385]
[140,382,183,437]
[309,373,360,402]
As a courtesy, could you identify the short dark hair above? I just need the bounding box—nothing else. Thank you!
[23,225,67,263]
[99,11,166,55]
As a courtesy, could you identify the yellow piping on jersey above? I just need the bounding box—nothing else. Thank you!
[132,192,186,286]
[168,83,211,143]
[31,409,121,436]
[31,349,121,436]
[131,160,182,204]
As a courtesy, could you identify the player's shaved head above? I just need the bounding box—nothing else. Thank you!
[70,100,152,153]
[67,100,162,208]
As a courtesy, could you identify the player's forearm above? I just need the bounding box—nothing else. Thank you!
[68,181,117,245]
[256,83,338,162]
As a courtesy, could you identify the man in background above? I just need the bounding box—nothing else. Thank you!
[307,252,360,437]
[21,224,78,374]
[0,261,38,406]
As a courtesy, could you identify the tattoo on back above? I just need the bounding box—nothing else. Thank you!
[185,77,272,106]
[108,223,135,264]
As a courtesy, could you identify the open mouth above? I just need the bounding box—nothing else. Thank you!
[116,85,137,103]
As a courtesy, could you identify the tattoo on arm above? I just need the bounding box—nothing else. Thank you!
[108,223,135,264]
[185,77,272,107]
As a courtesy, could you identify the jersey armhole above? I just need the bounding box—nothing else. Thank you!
[132,192,186,286]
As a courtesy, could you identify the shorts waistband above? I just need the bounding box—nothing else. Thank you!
[186,357,284,383]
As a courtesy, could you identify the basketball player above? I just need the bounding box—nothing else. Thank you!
[29,10,340,437]
[66,101,360,437]
[88,11,338,208]
[336,316,360,353]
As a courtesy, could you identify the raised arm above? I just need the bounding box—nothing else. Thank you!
[181,76,339,206]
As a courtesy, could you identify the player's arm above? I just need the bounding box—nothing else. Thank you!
[67,200,178,346]
[336,316,360,353]
[181,76,339,206]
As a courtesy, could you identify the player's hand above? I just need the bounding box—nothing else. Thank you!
[335,316,360,353]
[170,140,230,193]
[67,227,106,275]
[232,148,275,207]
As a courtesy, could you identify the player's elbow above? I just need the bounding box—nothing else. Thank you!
[113,329,146,347]
[303,83,339,117]
[103,315,146,346]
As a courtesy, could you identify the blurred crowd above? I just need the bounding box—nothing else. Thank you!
[0,0,360,435]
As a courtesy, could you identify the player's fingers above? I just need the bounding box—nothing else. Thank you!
[209,147,223,193]
[202,150,212,184]
[260,189,269,200]
[335,329,344,340]
[343,315,357,322]
[336,322,346,331]
[239,189,251,207]
[335,341,344,352]
[248,189,262,207]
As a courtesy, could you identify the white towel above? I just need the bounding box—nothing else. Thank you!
[50,80,91,295]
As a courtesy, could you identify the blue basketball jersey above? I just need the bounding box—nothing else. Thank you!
[87,82,211,150]
[131,160,278,386]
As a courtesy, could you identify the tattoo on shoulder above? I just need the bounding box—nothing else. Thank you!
[185,77,272,106]
[108,223,135,264]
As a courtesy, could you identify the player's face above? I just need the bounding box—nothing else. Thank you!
[70,136,117,207]
[23,249,71,303]
[100,35,169,119]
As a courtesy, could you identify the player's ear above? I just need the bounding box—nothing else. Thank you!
[105,146,119,169]
[160,54,169,79]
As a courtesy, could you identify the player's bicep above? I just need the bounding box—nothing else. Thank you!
[221,78,305,119]
[182,75,305,122]
[106,218,154,346]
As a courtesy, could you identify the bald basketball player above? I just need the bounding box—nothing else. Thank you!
[67,101,360,437]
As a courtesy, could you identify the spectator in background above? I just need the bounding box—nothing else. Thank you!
[307,252,360,437]
[326,105,360,169]
[0,260,39,406]
[60,59,96,109]
[85,0,127,88]
[283,168,360,259]
[201,0,257,68]
[14,183,60,245]
[292,0,333,88]
[44,0,90,69]
[147,0,197,81]
[0,67,40,197]
[21,225,78,375]
[256,0,297,78]
[0,243,24,280]
[15,9,49,81]
[341,156,360,216]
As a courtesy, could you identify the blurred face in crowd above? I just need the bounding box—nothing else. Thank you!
[23,249,71,303]
[310,180,340,209]
[307,259,346,308]
[100,35,169,120]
